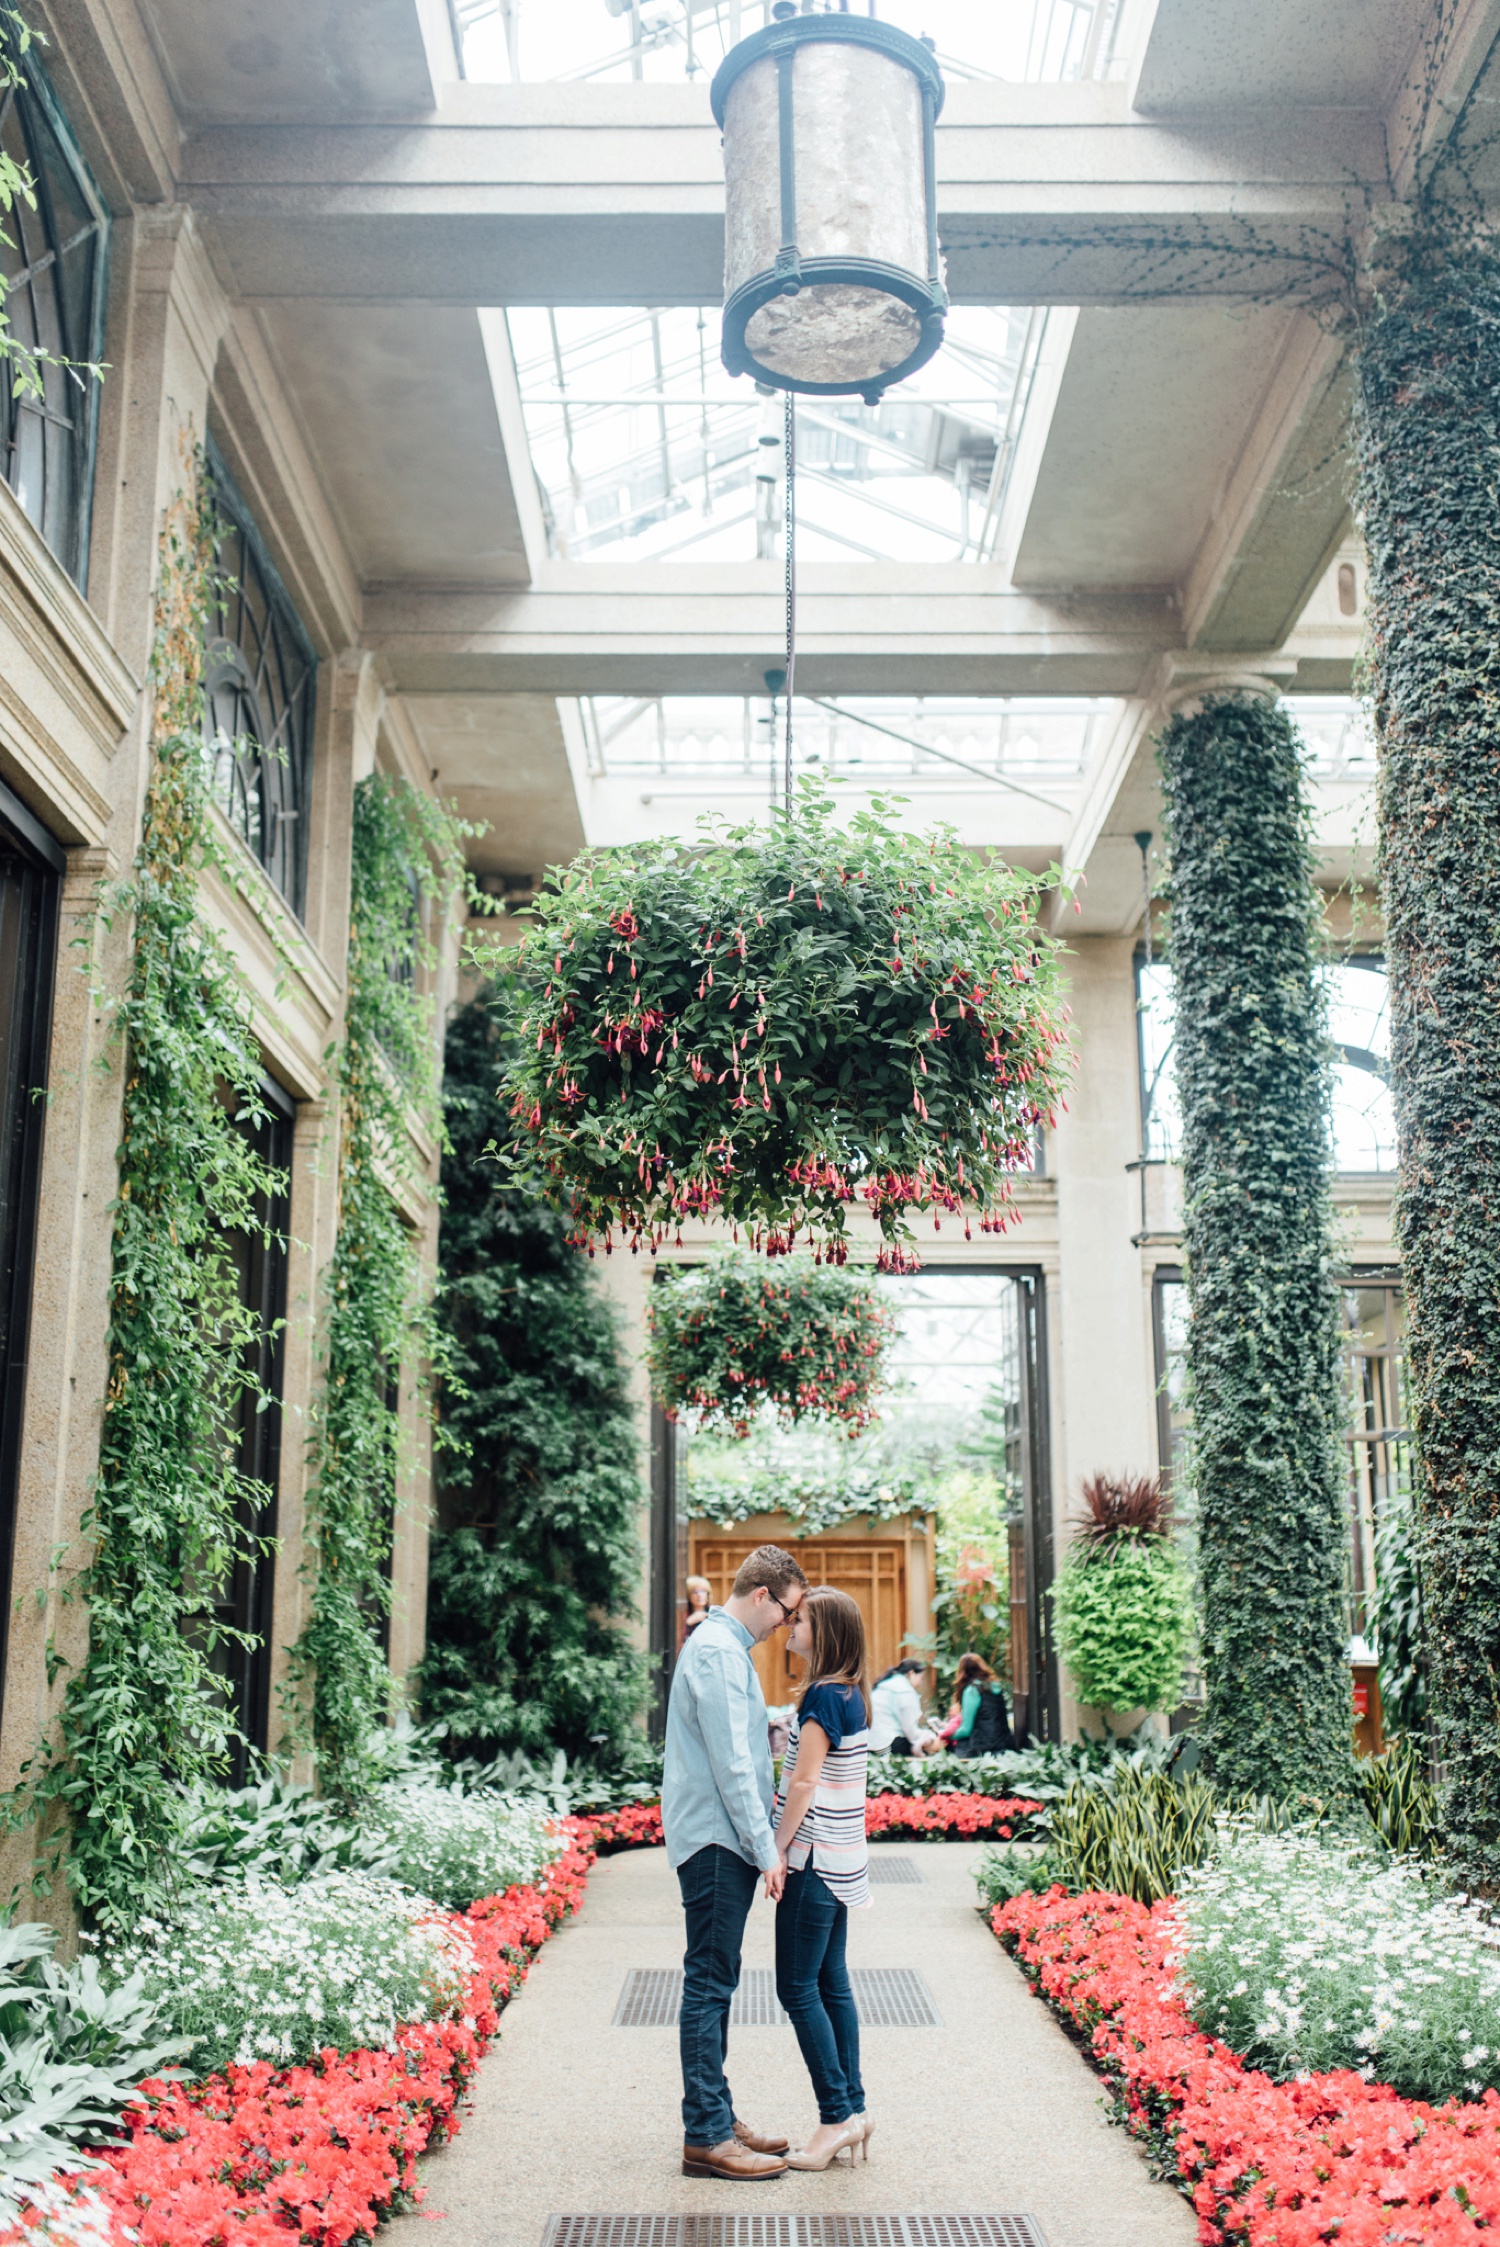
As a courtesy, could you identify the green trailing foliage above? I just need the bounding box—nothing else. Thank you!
[490,783,1070,1271]
[648,1247,897,1438]
[284,773,470,1802]
[2,458,284,1926]
[1158,694,1350,1805]
[1354,201,1500,1888]
[419,985,651,1765]
[1050,1474,1192,1717]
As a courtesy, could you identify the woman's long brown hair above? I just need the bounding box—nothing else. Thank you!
[953,1650,997,1704]
[799,1586,872,1725]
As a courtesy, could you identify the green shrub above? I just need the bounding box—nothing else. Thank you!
[420,986,651,1763]
[1051,1542,1192,1715]
[975,1844,1062,1908]
[1358,1735,1442,1860]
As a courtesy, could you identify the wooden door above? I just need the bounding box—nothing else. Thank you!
[689,1536,907,1707]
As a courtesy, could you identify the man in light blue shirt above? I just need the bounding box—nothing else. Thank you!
[663,1542,808,2181]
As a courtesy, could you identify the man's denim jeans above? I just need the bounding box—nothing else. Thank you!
[774,1865,865,2125]
[677,1843,760,2147]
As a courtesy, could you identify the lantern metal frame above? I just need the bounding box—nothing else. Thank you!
[710,13,947,405]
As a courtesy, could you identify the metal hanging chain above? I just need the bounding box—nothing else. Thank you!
[784,388,796,820]
[1136,830,1154,968]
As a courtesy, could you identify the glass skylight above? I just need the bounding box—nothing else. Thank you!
[580,693,1111,794]
[1137,957,1396,1175]
[507,305,1048,564]
[456,0,1136,88]
[1286,696,1377,782]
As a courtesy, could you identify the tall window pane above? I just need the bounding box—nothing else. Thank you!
[209,1085,293,1782]
[1136,953,1396,1173]
[0,57,108,585]
[203,442,318,916]
[0,782,62,1723]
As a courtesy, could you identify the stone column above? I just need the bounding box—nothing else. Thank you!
[1156,670,1349,1802]
[1353,246,1500,1882]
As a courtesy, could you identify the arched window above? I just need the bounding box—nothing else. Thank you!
[203,441,318,916]
[0,52,109,585]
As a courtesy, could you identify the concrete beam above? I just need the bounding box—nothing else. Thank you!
[363,568,1187,696]
[181,82,1387,305]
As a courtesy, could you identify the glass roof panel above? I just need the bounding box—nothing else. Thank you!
[581,692,1111,792]
[507,305,1050,564]
[457,0,1136,88]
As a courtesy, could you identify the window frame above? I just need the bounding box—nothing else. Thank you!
[203,436,319,919]
[0,48,109,588]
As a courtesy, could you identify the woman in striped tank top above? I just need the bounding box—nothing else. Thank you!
[772,1585,873,2170]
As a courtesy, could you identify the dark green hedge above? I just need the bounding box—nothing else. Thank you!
[419,987,651,1763]
[1355,238,1500,1885]
[1159,693,1350,1802]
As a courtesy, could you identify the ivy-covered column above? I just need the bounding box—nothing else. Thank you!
[1354,222,1500,1885]
[1158,685,1349,1803]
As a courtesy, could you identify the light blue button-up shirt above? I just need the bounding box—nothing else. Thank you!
[662,1607,778,1873]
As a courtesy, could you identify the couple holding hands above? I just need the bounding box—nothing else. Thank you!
[662,1544,874,2180]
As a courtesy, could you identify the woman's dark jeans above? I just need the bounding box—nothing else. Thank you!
[677,1843,761,2147]
[774,1865,865,2125]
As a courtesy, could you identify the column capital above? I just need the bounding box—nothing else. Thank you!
[1150,650,1299,721]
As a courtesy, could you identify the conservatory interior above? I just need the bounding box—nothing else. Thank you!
[0,0,1494,2240]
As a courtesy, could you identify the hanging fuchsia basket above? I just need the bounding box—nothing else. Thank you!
[495,790,1071,1269]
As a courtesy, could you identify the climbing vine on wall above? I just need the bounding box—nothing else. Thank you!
[285,773,471,1803]
[1158,694,1349,1805]
[3,452,283,1926]
[1354,201,1500,1883]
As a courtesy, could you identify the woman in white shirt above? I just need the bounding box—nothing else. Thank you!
[869,1659,937,1756]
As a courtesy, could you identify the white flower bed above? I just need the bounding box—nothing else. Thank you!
[364,1784,562,1910]
[108,1869,473,2080]
[3,2177,116,2247]
[1177,1828,1500,2102]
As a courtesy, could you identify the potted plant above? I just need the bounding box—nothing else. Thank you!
[1050,1474,1193,1724]
[490,787,1070,1270]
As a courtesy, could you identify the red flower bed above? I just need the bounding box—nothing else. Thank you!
[993,1886,1500,2245]
[866,1791,1044,1842]
[6,1838,593,2247]
[578,1802,664,1853]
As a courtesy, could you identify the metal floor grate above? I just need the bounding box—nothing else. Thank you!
[612,1969,941,2028]
[866,1855,924,1886]
[544,2218,1048,2247]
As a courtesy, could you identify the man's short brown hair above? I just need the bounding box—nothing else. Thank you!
[731,1544,808,1602]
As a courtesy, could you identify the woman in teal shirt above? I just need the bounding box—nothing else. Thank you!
[950,1652,1014,1756]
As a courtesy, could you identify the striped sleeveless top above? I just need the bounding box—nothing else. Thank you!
[774,1680,871,1910]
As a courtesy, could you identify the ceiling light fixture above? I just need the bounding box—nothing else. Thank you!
[711,3,947,405]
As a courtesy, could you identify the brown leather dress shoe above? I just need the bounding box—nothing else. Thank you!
[682,2139,788,2180]
[734,2118,791,2156]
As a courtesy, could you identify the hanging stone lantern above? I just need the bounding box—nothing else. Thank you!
[711,4,947,404]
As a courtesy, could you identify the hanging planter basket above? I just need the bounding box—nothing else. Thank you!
[649,1247,897,1438]
[497,789,1071,1269]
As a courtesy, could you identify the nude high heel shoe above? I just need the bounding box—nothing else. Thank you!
[784,2119,865,2171]
[854,2115,874,2162]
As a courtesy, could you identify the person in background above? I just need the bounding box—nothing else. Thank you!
[682,1575,712,1644]
[949,1650,1014,1756]
[773,1586,873,2171]
[869,1658,937,1756]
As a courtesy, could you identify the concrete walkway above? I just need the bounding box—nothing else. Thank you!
[386,1844,1197,2247]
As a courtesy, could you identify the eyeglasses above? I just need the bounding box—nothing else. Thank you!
[767,1591,803,1626]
